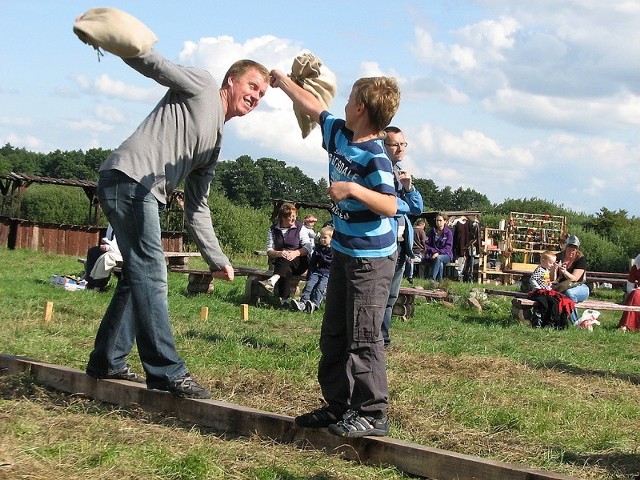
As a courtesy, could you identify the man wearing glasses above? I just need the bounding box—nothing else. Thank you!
[381,126,424,349]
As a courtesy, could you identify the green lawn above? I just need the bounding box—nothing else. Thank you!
[1,247,639,480]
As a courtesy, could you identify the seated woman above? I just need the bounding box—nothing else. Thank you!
[83,224,122,291]
[405,218,427,283]
[259,202,313,307]
[424,213,453,282]
[552,235,589,325]
[618,254,640,332]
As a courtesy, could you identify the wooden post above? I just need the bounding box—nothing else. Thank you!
[240,303,249,321]
[200,306,209,321]
[44,301,54,322]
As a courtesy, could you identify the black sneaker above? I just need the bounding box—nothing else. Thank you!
[328,410,389,437]
[295,405,343,428]
[87,364,145,383]
[290,299,305,312]
[153,373,211,399]
[304,300,316,313]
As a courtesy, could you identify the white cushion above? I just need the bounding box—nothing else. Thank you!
[73,7,157,58]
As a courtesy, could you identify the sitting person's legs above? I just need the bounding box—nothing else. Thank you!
[428,254,451,281]
[564,283,589,325]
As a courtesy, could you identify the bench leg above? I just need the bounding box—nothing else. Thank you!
[187,273,213,295]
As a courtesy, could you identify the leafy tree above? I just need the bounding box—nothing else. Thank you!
[213,155,267,208]
[450,186,492,211]
[413,178,439,211]
[0,144,43,175]
[0,155,10,174]
[317,177,329,197]
[205,189,271,254]
[20,184,90,224]
[584,207,630,240]
[43,149,95,180]
[492,197,568,216]
[84,148,111,177]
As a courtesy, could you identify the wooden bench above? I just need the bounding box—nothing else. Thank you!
[162,251,201,269]
[78,251,200,269]
[169,266,306,301]
[394,286,448,320]
[502,269,628,290]
[486,288,640,324]
[584,271,627,289]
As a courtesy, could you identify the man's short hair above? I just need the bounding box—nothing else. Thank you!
[352,77,400,132]
[222,59,269,86]
[384,125,402,134]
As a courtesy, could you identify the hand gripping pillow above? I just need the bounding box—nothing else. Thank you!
[73,7,157,58]
[290,53,337,138]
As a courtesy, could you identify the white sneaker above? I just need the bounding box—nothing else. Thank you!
[257,279,274,294]
[290,299,305,312]
[305,300,316,313]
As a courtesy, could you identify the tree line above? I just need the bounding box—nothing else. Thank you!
[2,143,640,271]
[0,143,495,211]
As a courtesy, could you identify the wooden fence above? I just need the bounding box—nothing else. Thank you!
[0,216,183,256]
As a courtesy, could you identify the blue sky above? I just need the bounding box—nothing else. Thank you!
[2,1,640,216]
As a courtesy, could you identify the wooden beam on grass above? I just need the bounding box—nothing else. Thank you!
[0,354,579,480]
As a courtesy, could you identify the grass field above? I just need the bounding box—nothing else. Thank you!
[1,247,639,479]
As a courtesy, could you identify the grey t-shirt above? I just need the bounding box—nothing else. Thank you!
[100,49,229,270]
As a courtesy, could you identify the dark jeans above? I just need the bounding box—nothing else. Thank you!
[87,169,186,387]
[382,245,407,346]
[301,271,329,307]
[318,250,396,415]
[427,253,452,281]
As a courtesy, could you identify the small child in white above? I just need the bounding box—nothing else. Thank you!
[291,226,333,313]
[529,250,557,328]
[530,250,556,291]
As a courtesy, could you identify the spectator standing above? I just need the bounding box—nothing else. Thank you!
[270,68,400,437]
[84,41,270,399]
[381,126,424,348]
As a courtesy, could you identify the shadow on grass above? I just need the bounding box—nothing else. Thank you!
[534,360,640,385]
[559,448,640,479]
[0,374,344,480]
[452,310,518,329]
[183,330,289,351]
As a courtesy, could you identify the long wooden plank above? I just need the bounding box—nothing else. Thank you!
[0,354,579,480]
[514,298,640,312]
[487,289,640,312]
[398,286,448,299]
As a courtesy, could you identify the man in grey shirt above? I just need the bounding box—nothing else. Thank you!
[85,48,269,398]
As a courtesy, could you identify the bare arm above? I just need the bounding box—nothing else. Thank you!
[327,181,397,217]
[270,69,323,122]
